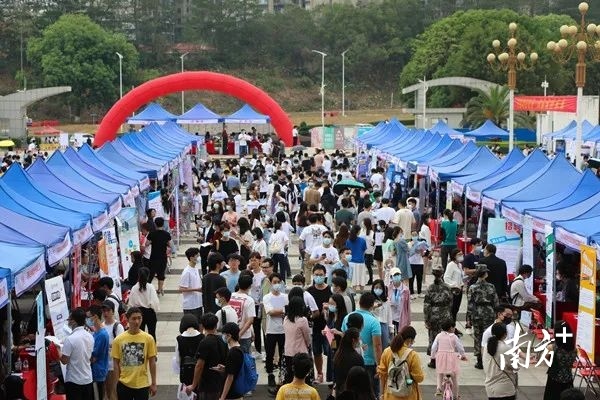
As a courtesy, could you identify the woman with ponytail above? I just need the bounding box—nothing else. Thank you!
[127,267,160,341]
[483,323,518,400]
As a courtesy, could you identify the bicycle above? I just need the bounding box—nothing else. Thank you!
[441,374,454,400]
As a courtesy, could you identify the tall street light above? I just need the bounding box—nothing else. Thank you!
[541,76,549,96]
[312,49,327,130]
[180,52,190,114]
[547,1,600,168]
[417,76,428,129]
[116,52,123,99]
[341,49,349,117]
[487,22,538,152]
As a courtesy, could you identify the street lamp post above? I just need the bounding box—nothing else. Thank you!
[116,52,123,99]
[341,49,349,117]
[547,1,600,169]
[180,52,190,114]
[487,22,538,152]
[312,50,327,131]
[417,76,428,129]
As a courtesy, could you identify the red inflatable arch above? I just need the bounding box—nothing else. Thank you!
[94,71,293,147]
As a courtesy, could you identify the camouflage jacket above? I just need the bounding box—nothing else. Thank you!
[468,280,499,323]
[423,282,453,324]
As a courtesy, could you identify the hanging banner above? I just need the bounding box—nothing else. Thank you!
[14,253,46,297]
[514,95,577,112]
[44,276,70,343]
[101,225,122,299]
[147,191,165,219]
[97,238,108,275]
[577,245,597,361]
[545,225,555,328]
[117,208,141,281]
[36,292,47,400]
[487,218,521,277]
[521,216,535,327]
[182,156,194,190]
[0,276,7,309]
[71,244,81,308]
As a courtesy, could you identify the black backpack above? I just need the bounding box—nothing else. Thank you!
[109,294,127,316]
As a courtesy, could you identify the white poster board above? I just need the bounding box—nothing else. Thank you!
[147,191,165,218]
[101,224,122,299]
[36,292,47,400]
[521,215,535,326]
[44,276,70,343]
[116,208,141,280]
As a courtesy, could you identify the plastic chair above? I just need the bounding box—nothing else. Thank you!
[530,309,554,348]
[575,345,600,397]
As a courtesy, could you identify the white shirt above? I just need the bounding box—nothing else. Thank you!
[263,292,288,334]
[302,290,319,312]
[269,230,289,254]
[193,194,203,215]
[103,321,125,371]
[245,199,261,215]
[173,329,203,372]
[251,270,266,303]
[217,304,240,332]
[252,239,267,258]
[229,292,256,339]
[374,206,396,224]
[211,190,228,202]
[322,159,331,173]
[200,179,210,196]
[444,261,464,289]
[482,322,516,347]
[299,224,327,253]
[292,128,298,137]
[419,224,432,246]
[180,265,203,310]
[128,282,160,311]
[62,326,94,385]
[262,142,272,155]
[370,173,384,188]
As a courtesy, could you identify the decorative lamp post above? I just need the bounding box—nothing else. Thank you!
[180,52,190,114]
[547,1,600,168]
[487,22,538,151]
[116,52,123,99]
[312,50,327,131]
[341,49,349,117]
[418,76,428,129]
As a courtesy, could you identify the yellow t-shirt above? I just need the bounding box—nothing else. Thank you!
[275,382,320,400]
[111,330,157,389]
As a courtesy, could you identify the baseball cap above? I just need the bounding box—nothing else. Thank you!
[101,300,115,312]
[390,267,401,276]
[477,264,489,277]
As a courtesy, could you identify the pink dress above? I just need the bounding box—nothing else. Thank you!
[431,331,464,375]
[388,282,411,330]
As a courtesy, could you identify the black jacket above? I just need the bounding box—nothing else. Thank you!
[479,254,508,300]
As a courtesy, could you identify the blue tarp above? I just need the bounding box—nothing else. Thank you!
[0,205,72,265]
[429,120,463,137]
[555,215,600,246]
[551,120,594,140]
[543,120,576,139]
[63,147,138,191]
[28,158,122,218]
[127,102,177,124]
[358,120,408,147]
[429,141,479,169]
[466,149,548,203]
[177,103,223,124]
[393,133,443,160]
[1,164,109,232]
[383,131,436,158]
[465,120,509,138]
[112,139,167,170]
[452,148,525,192]
[123,130,182,160]
[411,138,465,171]
[158,122,203,144]
[435,146,500,182]
[355,121,387,144]
[223,104,270,124]
[0,242,46,294]
[406,135,454,164]
[96,142,160,179]
[78,144,151,191]
[483,154,579,209]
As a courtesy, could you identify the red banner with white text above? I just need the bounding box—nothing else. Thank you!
[514,96,577,112]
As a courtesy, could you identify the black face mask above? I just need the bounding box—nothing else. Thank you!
[502,316,512,325]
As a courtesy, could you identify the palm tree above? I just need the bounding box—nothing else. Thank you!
[463,85,534,130]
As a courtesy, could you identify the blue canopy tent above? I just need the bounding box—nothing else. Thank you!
[355,121,386,145]
[427,141,479,173]
[358,120,408,147]
[46,151,134,206]
[0,242,46,296]
[392,133,444,163]
[405,135,454,167]
[96,142,161,180]
[0,179,94,245]
[223,104,270,124]
[2,164,110,232]
[0,206,71,265]
[122,130,183,160]
[554,214,600,251]
[63,147,139,195]
[78,144,151,191]
[379,131,436,160]
[177,103,223,124]
[28,158,122,218]
[483,154,579,211]
[451,149,525,195]
[464,120,509,139]
[111,140,168,178]
[155,121,202,145]
[580,123,600,143]
[411,138,465,174]
[542,120,576,140]
[550,120,594,140]
[435,146,500,183]
[0,265,9,307]
[127,102,177,125]
[429,120,464,137]
[465,149,548,204]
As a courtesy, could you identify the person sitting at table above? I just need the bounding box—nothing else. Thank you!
[510,264,541,313]
[556,263,579,304]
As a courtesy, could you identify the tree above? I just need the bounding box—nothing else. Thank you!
[27,14,139,115]
[464,85,534,129]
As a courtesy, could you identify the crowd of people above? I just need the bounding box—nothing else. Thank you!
[1,144,591,400]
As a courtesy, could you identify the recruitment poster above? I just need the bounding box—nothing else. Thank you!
[578,245,597,361]
[545,225,555,328]
[44,276,70,343]
[36,292,47,400]
[521,215,535,327]
[97,238,108,275]
[487,218,521,277]
[147,190,165,218]
[101,225,122,299]
[116,208,141,281]
[0,275,7,308]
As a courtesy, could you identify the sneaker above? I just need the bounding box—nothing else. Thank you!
[465,328,473,335]
[251,351,261,359]
[244,391,253,397]
[410,295,417,300]
[418,293,425,298]
[268,373,276,387]
[435,389,442,396]
[261,353,267,362]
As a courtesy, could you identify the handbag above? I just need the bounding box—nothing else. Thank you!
[492,354,519,399]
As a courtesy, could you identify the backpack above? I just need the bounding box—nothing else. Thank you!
[109,294,128,316]
[232,347,258,395]
[220,308,227,328]
[509,277,523,305]
[112,321,124,338]
[386,348,414,397]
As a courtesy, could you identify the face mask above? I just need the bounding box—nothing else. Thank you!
[213,204,220,209]
[374,288,383,296]
[260,209,267,215]
[392,275,402,284]
[503,316,512,325]
[215,298,221,307]
[217,188,222,192]
[86,317,94,328]
[373,186,379,191]
[412,236,418,242]
[277,206,284,212]
[343,192,349,196]
[475,246,482,253]
[226,205,232,211]
[272,283,281,292]
[223,231,230,239]
[457,256,464,263]
[345,254,352,262]
[314,276,325,285]
[323,238,332,246]
[202,221,209,227]
[329,305,337,314]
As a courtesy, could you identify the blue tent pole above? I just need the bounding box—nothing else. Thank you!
[7,294,12,371]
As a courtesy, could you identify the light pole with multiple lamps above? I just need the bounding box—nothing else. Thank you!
[116,52,123,99]
[487,22,538,152]
[312,49,327,131]
[180,52,190,114]
[547,1,600,168]
[341,49,349,117]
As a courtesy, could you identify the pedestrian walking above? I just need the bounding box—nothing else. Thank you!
[61,307,94,400]
[468,265,499,370]
[423,265,453,369]
[127,267,160,342]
